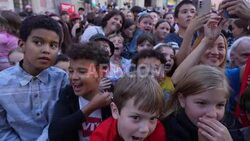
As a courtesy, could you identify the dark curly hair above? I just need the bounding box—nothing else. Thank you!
[67,42,109,67]
[19,15,63,44]
[101,9,125,31]
[132,49,166,67]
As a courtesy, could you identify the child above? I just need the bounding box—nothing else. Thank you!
[90,75,166,141]
[240,87,250,141]
[164,0,196,48]
[162,65,243,141]
[131,49,166,84]
[54,54,70,73]
[0,15,68,140]
[137,33,156,52]
[154,43,175,94]
[8,47,24,66]
[127,13,154,59]
[49,43,112,141]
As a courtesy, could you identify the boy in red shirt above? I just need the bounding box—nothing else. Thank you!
[91,75,166,141]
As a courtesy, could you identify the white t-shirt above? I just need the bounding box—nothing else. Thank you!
[80,26,105,43]
[78,97,102,141]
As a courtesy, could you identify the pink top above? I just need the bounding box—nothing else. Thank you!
[0,32,18,58]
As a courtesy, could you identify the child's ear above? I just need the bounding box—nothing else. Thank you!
[18,40,25,53]
[178,93,185,108]
[110,102,119,119]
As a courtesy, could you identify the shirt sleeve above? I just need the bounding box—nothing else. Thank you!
[0,104,21,141]
[36,125,49,141]
[80,26,99,43]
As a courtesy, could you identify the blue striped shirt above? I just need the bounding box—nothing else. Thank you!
[0,64,68,141]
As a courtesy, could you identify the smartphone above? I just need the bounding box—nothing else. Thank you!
[196,0,211,16]
[222,0,238,19]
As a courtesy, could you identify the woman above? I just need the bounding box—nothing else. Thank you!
[80,9,125,43]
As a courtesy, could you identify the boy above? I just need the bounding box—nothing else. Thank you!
[0,15,68,140]
[132,49,166,83]
[90,75,166,141]
[137,33,156,53]
[164,0,196,48]
[49,43,112,141]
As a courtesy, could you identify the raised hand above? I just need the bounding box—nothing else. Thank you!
[203,14,226,41]
[220,0,250,20]
[187,13,211,33]
[98,78,113,93]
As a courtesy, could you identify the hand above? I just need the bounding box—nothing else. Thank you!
[203,15,226,41]
[99,78,112,92]
[197,117,233,141]
[187,13,211,33]
[220,0,250,20]
[89,91,113,110]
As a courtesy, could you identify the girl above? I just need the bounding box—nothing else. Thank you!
[0,11,21,71]
[106,33,130,82]
[163,65,243,141]
[231,19,250,39]
[127,12,154,59]
[154,20,171,43]
[154,43,175,94]
[80,9,125,43]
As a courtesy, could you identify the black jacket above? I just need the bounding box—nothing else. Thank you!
[48,85,111,141]
[162,110,244,141]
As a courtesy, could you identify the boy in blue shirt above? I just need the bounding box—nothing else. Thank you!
[0,15,68,141]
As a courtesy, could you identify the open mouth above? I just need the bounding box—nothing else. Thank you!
[132,136,144,141]
[72,82,83,92]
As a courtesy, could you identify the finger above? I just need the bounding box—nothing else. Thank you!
[198,128,216,141]
[199,118,224,132]
[222,0,240,9]
[197,121,220,138]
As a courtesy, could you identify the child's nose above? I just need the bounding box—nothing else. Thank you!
[204,107,217,119]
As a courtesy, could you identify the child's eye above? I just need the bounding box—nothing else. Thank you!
[217,103,226,108]
[33,40,42,46]
[150,117,157,121]
[50,43,59,49]
[196,101,206,105]
[130,116,140,121]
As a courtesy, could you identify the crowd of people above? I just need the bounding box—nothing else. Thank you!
[0,0,250,140]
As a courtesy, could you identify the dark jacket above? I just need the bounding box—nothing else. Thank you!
[162,110,244,141]
[48,85,111,141]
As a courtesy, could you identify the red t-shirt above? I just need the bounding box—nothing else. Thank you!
[90,117,167,141]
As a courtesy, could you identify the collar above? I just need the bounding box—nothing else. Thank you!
[17,61,49,86]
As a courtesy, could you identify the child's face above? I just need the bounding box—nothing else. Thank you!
[176,4,196,28]
[8,51,24,65]
[200,36,226,67]
[149,12,159,25]
[69,59,101,100]
[111,98,158,141]
[178,89,227,126]
[161,47,174,73]
[54,61,70,73]
[20,29,60,74]
[137,57,165,83]
[155,22,170,40]
[137,41,153,52]
[109,36,124,56]
[124,25,136,39]
[165,14,175,25]
[138,17,153,32]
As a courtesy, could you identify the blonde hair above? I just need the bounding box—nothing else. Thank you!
[192,34,228,68]
[113,75,165,116]
[165,65,230,116]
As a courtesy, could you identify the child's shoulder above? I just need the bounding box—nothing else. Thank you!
[47,66,68,76]
[0,65,20,84]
